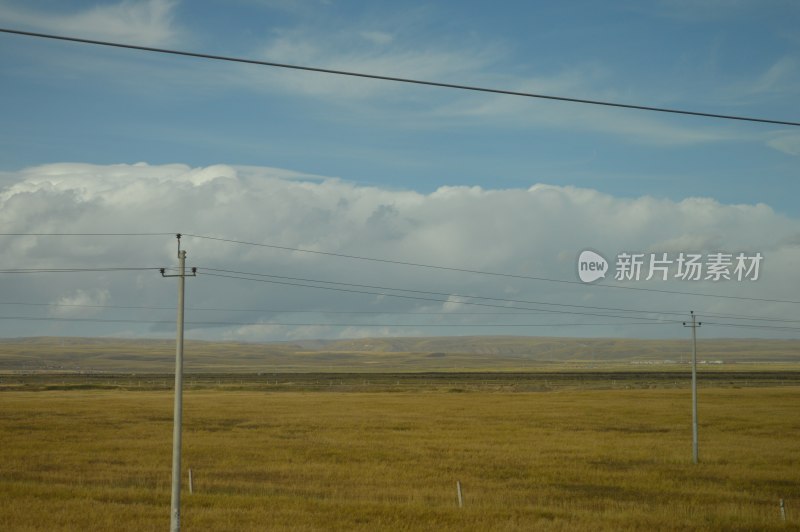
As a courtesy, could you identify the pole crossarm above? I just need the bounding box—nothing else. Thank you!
[160,267,197,278]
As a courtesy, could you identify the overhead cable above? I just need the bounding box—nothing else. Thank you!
[0,301,636,316]
[1,299,795,324]
[201,270,682,323]
[1,28,798,127]
[201,266,685,317]
[2,232,797,305]
[187,235,800,305]
[0,315,675,328]
[0,267,161,273]
[0,232,174,237]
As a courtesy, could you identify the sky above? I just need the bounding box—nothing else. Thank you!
[0,0,799,342]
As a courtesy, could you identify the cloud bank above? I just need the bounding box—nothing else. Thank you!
[1,162,798,341]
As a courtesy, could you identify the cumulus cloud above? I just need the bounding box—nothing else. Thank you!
[0,162,798,341]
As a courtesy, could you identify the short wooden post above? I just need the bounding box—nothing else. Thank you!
[188,468,194,495]
[780,499,786,522]
[456,480,464,508]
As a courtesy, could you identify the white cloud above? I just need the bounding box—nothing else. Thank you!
[1,162,798,341]
[50,289,111,317]
[360,31,394,46]
[224,25,755,147]
[720,56,800,104]
[0,0,181,46]
[767,133,800,155]
[207,33,749,148]
[249,28,498,100]
[748,57,799,95]
[434,67,744,146]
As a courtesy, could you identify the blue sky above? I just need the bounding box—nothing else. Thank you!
[2,0,798,207]
[0,1,799,342]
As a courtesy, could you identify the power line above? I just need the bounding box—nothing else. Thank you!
[0,267,161,273]
[3,314,798,331]
[0,301,626,316]
[201,270,683,324]
[0,315,674,328]
[201,266,684,317]
[0,302,176,311]
[1,28,798,127]
[696,312,800,324]
[3,300,796,324]
[5,232,796,306]
[0,233,174,237]
[7,297,798,325]
[701,321,800,332]
[187,235,800,305]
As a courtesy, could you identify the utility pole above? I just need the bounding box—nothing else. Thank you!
[683,310,702,464]
[161,234,196,532]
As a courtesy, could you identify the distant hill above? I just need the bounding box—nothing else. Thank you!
[292,335,800,359]
[0,336,798,373]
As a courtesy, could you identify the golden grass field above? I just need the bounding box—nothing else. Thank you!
[1,385,798,531]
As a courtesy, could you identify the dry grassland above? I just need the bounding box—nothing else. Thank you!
[1,387,798,531]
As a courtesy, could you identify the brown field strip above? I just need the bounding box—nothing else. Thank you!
[1,386,798,530]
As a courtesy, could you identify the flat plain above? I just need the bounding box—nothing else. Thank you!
[2,336,799,373]
[1,384,798,531]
